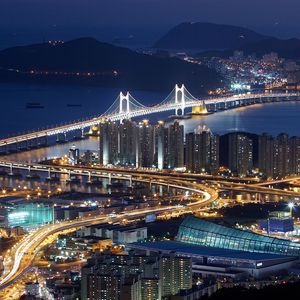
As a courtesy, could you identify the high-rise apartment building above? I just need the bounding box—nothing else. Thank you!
[228,133,253,176]
[168,121,184,169]
[258,133,275,178]
[159,253,192,297]
[273,133,290,178]
[119,119,137,166]
[68,144,80,165]
[154,121,169,170]
[81,252,192,300]
[289,136,300,175]
[185,126,219,175]
[136,120,154,168]
[99,120,119,165]
[259,133,300,178]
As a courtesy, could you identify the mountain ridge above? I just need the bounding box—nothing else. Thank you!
[0,37,223,93]
[154,22,269,50]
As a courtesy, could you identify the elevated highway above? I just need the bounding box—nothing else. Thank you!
[0,178,217,290]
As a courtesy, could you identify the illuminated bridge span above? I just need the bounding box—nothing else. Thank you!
[0,159,208,192]
[0,84,299,148]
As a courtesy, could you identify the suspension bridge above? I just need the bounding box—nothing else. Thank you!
[0,84,299,149]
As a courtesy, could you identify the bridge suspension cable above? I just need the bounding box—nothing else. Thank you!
[101,92,147,118]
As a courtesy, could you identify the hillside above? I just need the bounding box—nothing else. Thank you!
[197,38,300,59]
[240,38,300,59]
[154,22,268,50]
[0,38,223,93]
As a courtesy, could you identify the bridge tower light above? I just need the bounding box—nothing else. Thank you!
[175,84,186,116]
[119,92,131,122]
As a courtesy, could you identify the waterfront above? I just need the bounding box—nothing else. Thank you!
[179,101,300,136]
[1,84,300,139]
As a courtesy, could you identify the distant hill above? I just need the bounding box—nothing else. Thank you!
[239,38,300,59]
[0,38,223,93]
[197,37,300,59]
[154,22,268,50]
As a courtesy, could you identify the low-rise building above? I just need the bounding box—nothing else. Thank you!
[76,224,147,244]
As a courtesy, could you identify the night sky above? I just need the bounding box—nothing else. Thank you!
[1,0,300,48]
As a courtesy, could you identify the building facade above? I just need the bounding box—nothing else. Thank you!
[81,252,192,300]
[177,215,300,256]
[258,133,300,178]
[167,121,184,169]
[228,133,253,176]
[185,126,219,175]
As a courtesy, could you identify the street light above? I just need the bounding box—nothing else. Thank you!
[288,202,295,217]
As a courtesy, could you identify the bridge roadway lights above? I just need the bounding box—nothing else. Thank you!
[0,89,298,149]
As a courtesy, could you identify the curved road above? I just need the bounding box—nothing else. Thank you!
[0,178,217,290]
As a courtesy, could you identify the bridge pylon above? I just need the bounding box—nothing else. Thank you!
[119,92,130,115]
[175,84,186,116]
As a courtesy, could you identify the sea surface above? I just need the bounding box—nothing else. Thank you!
[1,83,300,162]
[1,83,300,191]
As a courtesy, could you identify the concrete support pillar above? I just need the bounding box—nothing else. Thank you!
[87,172,92,183]
[9,163,13,176]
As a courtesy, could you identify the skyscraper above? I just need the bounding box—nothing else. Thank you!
[99,120,119,166]
[119,119,137,166]
[81,252,191,300]
[228,133,253,176]
[136,120,154,168]
[258,133,275,178]
[159,253,192,297]
[154,121,168,170]
[289,136,300,175]
[273,133,290,178]
[185,126,219,175]
[168,121,184,169]
[258,133,300,178]
[68,144,80,165]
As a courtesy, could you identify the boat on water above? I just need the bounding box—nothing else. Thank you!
[26,102,45,109]
[168,115,191,120]
[67,104,82,107]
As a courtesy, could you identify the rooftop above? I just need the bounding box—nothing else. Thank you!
[130,240,297,262]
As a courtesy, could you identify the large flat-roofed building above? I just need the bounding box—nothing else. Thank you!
[129,216,300,279]
[258,211,294,233]
[7,203,53,228]
[177,215,300,256]
[76,224,147,244]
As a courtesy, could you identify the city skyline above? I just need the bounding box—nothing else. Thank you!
[1,1,300,299]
